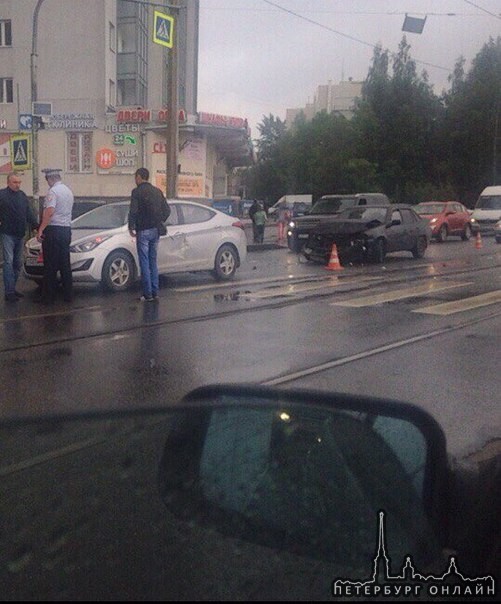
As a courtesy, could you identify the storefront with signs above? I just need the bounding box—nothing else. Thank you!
[2,109,253,201]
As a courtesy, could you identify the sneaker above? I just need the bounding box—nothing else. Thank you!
[14,291,25,298]
[5,293,18,303]
[139,295,154,302]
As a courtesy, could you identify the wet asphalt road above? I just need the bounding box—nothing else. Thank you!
[0,236,500,459]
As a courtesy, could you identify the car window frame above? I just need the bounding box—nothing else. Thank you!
[177,203,216,225]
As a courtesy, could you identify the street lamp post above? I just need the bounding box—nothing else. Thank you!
[30,0,45,216]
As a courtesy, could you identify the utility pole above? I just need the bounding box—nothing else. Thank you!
[165,0,178,199]
[30,0,45,216]
[493,102,499,184]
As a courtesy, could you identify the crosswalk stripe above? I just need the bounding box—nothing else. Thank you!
[330,281,472,307]
[245,276,382,300]
[413,290,501,315]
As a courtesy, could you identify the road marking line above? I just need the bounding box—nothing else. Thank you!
[171,275,330,292]
[413,290,501,315]
[171,274,381,293]
[330,281,472,307]
[244,276,383,300]
[263,309,501,386]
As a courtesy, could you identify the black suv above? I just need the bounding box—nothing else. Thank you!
[287,193,390,252]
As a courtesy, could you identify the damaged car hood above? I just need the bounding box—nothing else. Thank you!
[311,219,384,237]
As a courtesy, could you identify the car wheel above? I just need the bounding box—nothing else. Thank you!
[213,244,238,281]
[412,236,427,259]
[101,250,136,292]
[368,239,386,263]
[437,225,448,242]
[461,224,472,241]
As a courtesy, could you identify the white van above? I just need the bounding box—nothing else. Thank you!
[470,186,501,235]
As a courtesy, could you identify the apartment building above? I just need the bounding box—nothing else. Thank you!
[286,79,363,127]
[0,0,252,200]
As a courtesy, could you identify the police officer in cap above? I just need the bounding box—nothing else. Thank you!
[36,169,74,303]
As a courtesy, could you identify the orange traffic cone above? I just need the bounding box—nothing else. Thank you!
[325,243,343,270]
[475,231,483,250]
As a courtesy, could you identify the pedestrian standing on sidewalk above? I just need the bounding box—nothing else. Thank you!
[248,199,260,243]
[128,168,170,302]
[0,172,39,302]
[253,203,267,244]
[277,205,291,243]
[36,168,74,304]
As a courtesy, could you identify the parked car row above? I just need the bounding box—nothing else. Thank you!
[285,186,501,265]
[24,200,248,291]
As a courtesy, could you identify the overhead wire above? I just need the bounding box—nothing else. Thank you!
[261,0,453,73]
[462,0,501,19]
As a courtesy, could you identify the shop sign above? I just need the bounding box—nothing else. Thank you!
[46,113,97,129]
[96,147,139,173]
[197,112,248,130]
[0,133,12,173]
[113,134,137,146]
[105,123,141,133]
[116,108,186,124]
[178,175,204,197]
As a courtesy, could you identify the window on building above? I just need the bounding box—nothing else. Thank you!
[108,80,116,108]
[117,22,136,53]
[0,20,12,47]
[0,78,13,103]
[67,132,93,173]
[109,22,116,52]
[117,79,135,106]
[116,2,148,107]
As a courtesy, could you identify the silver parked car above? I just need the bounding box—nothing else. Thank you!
[24,200,247,291]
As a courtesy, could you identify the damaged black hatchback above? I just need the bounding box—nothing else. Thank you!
[302,205,431,265]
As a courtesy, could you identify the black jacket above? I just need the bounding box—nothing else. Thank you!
[0,187,38,237]
[128,182,170,232]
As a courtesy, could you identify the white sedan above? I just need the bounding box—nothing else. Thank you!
[24,200,247,291]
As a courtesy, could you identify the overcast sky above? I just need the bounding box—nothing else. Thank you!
[197,0,500,137]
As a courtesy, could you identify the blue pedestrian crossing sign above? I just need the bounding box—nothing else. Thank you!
[11,135,31,170]
[153,10,174,48]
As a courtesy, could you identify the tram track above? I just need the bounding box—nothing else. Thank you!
[1,259,500,355]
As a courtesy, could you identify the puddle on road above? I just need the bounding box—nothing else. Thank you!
[213,290,253,303]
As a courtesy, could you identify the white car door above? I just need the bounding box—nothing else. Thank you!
[157,203,220,273]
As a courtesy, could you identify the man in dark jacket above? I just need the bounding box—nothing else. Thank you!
[248,199,260,243]
[128,167,170,301]
[0,172,38,302]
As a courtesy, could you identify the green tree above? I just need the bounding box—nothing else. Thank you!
[354,37,443,203]
[443,37,501,201]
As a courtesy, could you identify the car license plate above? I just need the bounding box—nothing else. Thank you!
[298,234,309,239]
[25,256,43,266]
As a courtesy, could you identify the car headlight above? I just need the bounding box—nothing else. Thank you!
[289,221,296,229]
[429,218,438,224]
[470,218,476,224]
[70,235,112,253]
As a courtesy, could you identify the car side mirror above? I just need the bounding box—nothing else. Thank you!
[159,385,448,566]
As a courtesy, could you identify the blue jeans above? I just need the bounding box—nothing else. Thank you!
[137,228,159,298]
[1,233,24,296]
